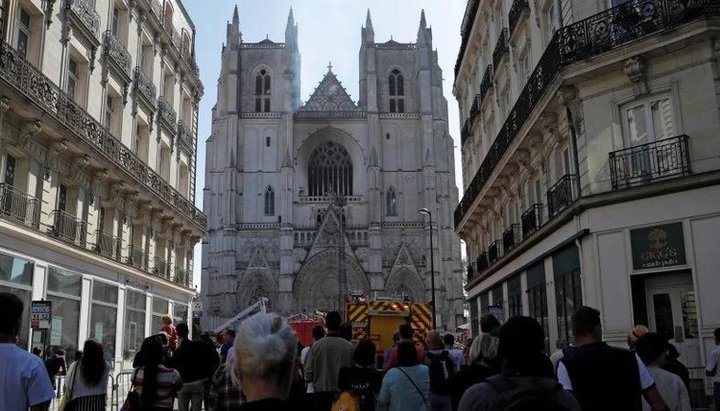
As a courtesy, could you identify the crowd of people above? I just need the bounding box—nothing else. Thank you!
[2,289,720,411]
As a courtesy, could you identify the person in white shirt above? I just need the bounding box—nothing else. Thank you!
[0,292,55,411]
[636,333,691,411]
[706,328,720,411]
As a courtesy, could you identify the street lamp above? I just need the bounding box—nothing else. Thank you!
[419,207,437,330]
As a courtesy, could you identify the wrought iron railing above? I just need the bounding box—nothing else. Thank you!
[51,210,87,247]
[103,31,131,77]
[461,118,471,146]
[492,29,509,69]
[547,174,578,218]
[128,246,147,270]
[94,230,122,261]
[174,267,188,286]
[157,96,177,133]
[0,41,207,229]
[467,262,477,282]
[521,203,544,239]
[149,0,162,21]
[488,240,503,264]
[479,65,494,105]
[133,66,156,106]
[509,0,530,37]
[153,257,170,279]
[469,93,482,126]
[503,224,521,252]
[454,0,719,229]
[177,120,193,153]
[66,0,101,38]
[456,0,481,77]
[0,183,40,228]
[609,135,691,189]
[477,251,488,272]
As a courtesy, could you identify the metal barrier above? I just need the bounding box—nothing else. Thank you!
[688,367,713,411]
[112,370,135,411]
[48,372,119,411]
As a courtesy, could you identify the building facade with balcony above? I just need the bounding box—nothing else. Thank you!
[0,0,204,368]
[454,0,720,373]
[202,8,465,331]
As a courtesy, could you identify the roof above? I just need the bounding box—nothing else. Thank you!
[299,67,360,112]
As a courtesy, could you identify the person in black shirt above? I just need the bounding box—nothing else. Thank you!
[44,347,67,389]
[337,339,383,411]
[171,323,217,411]
[450,331,500,410]
[558,306,669,411]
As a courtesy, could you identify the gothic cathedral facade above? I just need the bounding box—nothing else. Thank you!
[202,8,464,330]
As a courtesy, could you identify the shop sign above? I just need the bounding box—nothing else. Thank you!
[192,301,203,318]
[30,300,52,330]
[631,222,686,270]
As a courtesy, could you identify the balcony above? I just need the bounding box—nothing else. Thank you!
[467,262,477,283]
[547,174,578,218]
[50,210,87,247]
[521,203,544,239]
[0,184,40,228]
[508,0,530,37]
[157,96,177,133]
[479,65,494,105]
[103,31,132,80]
[94,230,122,261]
[66,0,101,39]
[488,240,503,264]
[174,267,189,286]
[177,120,193,154]
[492,29,509,69]
[0,41,206,230]
[455,0,481,77]
[609,135,691,190]
[461,118,471,146]
[455,0,719,229]
[477,251,489,272]
[153,257,170,279]
[502,224,521,252]
[128,246,147,270]
[133,67,156,110]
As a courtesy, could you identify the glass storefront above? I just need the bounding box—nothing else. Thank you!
[174,302,188,326]
[47,267,82,359]
[553,245,582,346]
[527,263,550,354]
[123,290,146,361]
[507,276,522,318]
[0,252,34,348]
[90,281,117,362]
[151,296,169,334]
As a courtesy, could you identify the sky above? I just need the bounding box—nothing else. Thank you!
[184,0,467,290]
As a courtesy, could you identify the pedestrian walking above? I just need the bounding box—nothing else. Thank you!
[425,331,455,411]
[337,339,383,411]
[663,343,689,391]
[457,316,580,411]
[171,323,216,411]
[130,336,182,411]
[450,331,500,411]
[705,328,720,411]
[443,334,465,372]
[557,306,668,411]
[0,292,55,411]
[160,315,179,351]
[304,311,354,411]
[62,340,110,410]
[384,325,426,370]
[45,347,67,389]
[208,359,245,411]
[220,329,236,364]
[234,312,298,411]
[635,333,691,411]
[301,325,325,395]
[200,332,221,409]
[377,341,430,411]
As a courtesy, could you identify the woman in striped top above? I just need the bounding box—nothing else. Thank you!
[63,340,110,411]
[132,335,182,410]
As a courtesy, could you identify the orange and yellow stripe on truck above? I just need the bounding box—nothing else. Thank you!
[347,303,368,340]
[411,303,433,344]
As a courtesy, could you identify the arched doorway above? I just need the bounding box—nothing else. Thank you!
[294,250,368,312]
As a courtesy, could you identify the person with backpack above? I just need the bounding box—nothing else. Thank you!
[378,341,430,411]
[458,316,580,411]
[557,306,668,411]
[335,339,383,411]
[425,331,455,411]
[384,324,426,370]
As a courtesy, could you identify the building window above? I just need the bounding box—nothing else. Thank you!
[151,296,169,331]
[507,276,522,317]
[518,51,530,85]
[0,253,34,349]
[90,281,118,362]
[174,303,188,325]
[105,96,114,130]
[47,267,83,360]
[490,285,504,321]
[4,154,16,186]
[308,141,353,196]
[67,59,79,101]
[389,69,405,113]
[553,246,582,345]
[386,187,397,216]
[264,186,275,216]
[124,290,146,361]
[16,8,31,58]
[265,136,271,147]
[527,264,550,353]
[111,6,119,36]
[255,69,271,112]
[622,96,675,146]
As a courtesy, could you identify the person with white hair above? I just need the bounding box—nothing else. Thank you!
[234,312,298,411]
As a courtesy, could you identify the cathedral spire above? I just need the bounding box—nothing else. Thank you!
[365,9,374,33]
[419,9,427,30]
[233,4,239,25]
[362,9,374,44]
[227,5,240,47]
[285,6,297,47]
[287,6,295,28]
[417,9,428,45]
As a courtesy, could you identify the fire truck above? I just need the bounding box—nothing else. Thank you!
[346,296,433,359]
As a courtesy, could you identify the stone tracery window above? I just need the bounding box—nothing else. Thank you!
[308,142,353,196]
[389,69,405,113]
[255,69,271,112]
[386,187,397,216]
[264,186,275,216]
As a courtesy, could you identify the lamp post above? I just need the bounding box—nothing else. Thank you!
[419,208,437,330]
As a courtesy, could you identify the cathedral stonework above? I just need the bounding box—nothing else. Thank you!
[201,7,465,330]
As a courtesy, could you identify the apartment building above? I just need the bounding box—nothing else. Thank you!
[0,0,204,368]
[454,0,720,374]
